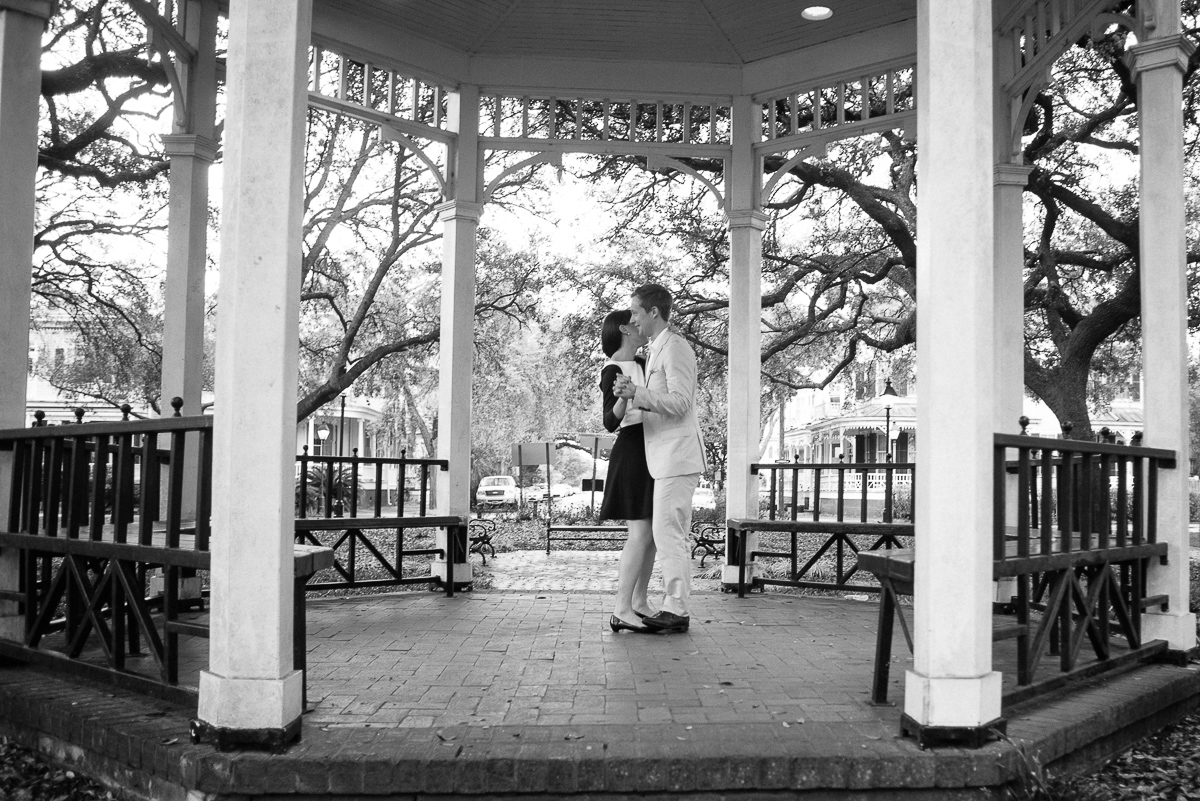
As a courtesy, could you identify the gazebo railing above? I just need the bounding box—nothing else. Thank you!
[295,446,446,519]
[993,433,1177,703]
[753,459,916,524]
[0,408,213,703]
[0,409,457,700]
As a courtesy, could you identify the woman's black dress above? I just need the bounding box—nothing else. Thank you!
[598,361,654,521]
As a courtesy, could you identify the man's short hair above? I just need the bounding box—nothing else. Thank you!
[631,283,673,323]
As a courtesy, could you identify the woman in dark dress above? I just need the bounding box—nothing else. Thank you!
[598,309,656,633]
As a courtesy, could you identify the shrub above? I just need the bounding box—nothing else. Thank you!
[1190,489,1200,523]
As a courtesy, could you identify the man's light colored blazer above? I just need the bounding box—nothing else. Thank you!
[631,328,708,479]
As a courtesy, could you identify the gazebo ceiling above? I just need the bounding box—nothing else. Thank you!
[329,0,917,66]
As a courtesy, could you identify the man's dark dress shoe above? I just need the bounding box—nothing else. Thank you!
[609,615,651,633]
[642,611,690,633]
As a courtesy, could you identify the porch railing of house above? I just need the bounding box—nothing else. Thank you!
[739,459,916,592]
[994,432,1177,703]
[0,406,456,702]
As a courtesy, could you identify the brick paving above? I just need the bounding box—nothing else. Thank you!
[304,590,898,731]
[0,549,1198,797]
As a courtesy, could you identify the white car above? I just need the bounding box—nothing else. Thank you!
[538,482,577,500]
[476,475,518,508]
[693,486,717,510]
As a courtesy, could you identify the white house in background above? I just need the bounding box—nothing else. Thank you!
[297,396,386,459]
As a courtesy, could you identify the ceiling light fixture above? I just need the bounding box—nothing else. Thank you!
[802,6,833,21]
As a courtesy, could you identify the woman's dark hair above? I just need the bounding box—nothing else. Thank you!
[601,309,632,357]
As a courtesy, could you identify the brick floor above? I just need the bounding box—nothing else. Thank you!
[304,590,899,731]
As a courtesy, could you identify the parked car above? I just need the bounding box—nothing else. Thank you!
[476,475,518,508]
[693,486,717,510]
[538,483,577,500]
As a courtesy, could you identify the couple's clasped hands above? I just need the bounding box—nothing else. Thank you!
[613,374,637,400]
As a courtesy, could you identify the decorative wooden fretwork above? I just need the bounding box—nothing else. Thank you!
[307,41,456,146]
[996,0,1132,157]
[478,94,733,156]
[754,59,917,159]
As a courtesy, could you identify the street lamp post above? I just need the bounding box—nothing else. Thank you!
[878,378,899,462]
[315,423,331,515]
[335,395,347,517]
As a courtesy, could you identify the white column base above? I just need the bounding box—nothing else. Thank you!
[903,669,1002,728]
[197,668,302,731]
[720,564,759,585]
[1142,610,1197,651]
[432,558,473,586]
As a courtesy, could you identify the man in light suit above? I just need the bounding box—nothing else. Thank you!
[614,283,707,634]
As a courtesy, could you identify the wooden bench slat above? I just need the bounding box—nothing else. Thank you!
[548,525,628,533]
[727,518,914,536]
[294,516,463,531]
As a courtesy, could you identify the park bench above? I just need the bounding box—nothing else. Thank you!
[690,522,725,566]
[468,518,497,563]
[293,515,467,595]
[545,522,628,553]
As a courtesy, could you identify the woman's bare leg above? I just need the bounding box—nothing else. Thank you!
[613,517,655,625]
[630,518,656,616]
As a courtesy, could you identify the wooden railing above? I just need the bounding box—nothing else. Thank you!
[753,459,915,524]
[0,408,458,700]
[994,432,1177,703]
[295,446,447,519]
[0,406,213,703]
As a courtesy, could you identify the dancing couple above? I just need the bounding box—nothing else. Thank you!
[598,283,707,635]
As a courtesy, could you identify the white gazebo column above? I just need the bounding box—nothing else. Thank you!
[0,0,52,641]
[723,94,766,587]
[1129,22,1197,651]
[195,0,311,745]
[904,0,1003,745]
[431,84,480,589]
[160,0,220,517]
[161,0,218,417]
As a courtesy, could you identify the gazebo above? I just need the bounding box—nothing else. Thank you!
[0,0,1192,758]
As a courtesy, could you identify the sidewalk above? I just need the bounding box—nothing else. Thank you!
[477,549,724,594]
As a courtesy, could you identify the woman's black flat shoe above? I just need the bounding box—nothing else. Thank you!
[609,615,650,633]
[634,610,652,620]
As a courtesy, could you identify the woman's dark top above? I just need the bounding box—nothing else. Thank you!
[598,360,654,521]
